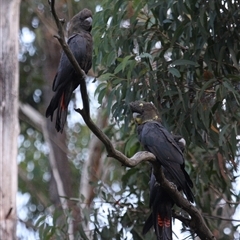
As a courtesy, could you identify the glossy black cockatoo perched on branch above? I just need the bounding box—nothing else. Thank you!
[129,101,194,240]
[46,8,93,132]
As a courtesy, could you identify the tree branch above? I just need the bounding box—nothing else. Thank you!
[75,108,155,167]
[49,2,216,239]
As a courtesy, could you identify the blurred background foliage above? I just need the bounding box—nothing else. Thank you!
[18,0,240,239]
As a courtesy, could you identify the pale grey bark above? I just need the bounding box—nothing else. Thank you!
[0,0,21,238]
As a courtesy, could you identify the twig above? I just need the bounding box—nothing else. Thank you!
[209,184,240,205]
[172,211,191,226]
[217,152,228,181]
[202,213,240,222]
[210,58,239,72]
[18,218,38,231]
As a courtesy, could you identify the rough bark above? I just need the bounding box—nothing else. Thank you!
[0,0,21,238]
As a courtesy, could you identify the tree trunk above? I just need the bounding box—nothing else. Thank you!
[0,0,20,238]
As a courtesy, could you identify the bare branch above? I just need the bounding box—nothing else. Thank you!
[172,211,191,226]
[217,152,228,181]
[209,184,240,205]
[18,218,37,232]
[203,213,240,223]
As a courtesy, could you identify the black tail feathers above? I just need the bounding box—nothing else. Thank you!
[143,207,172,240]
[143,173,173,240]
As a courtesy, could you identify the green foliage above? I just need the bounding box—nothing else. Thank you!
[92,0,240,238]
[18,123,50,218]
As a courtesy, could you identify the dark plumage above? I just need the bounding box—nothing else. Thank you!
[130,101,194,240]
[46,8,93,132]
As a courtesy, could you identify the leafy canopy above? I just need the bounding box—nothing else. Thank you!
[93,0,240,238]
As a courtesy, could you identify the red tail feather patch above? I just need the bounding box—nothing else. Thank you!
[158,215,171,227]
[60,93,66,109]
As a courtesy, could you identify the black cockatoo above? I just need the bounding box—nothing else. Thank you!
[129,101,194,240]
[46,8,93,132]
